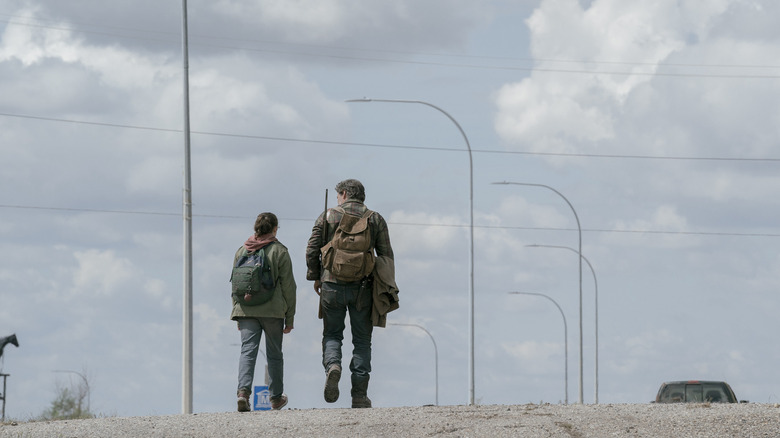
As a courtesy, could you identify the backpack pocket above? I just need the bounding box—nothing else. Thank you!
[231,248,276,306]
[331,249,375,282]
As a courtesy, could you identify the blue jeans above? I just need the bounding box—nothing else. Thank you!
[237,317,284,398]
[321,281,373,380]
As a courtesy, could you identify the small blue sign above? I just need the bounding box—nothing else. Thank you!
[253,385,271,411]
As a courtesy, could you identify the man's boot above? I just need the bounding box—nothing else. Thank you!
[324,363,342,403]
[351,374,372,408]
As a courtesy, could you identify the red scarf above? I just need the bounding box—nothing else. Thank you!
[244,233,277,252]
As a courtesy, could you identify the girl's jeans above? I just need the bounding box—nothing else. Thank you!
[237,317,284,398]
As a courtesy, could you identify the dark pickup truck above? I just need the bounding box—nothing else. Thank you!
[654,380,746,403]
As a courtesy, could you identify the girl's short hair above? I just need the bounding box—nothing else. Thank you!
[254,212,278,236]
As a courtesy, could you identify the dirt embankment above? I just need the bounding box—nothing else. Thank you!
[2,403,779,438]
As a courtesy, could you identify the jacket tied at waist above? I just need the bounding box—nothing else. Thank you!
[372,255,399,327]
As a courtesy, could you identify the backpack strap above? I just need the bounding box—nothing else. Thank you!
[362,209,374,248]
[232,241,275,270]
[335,208,373,234]
[322,206,345,247]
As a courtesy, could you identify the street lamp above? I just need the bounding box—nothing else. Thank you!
[180,0,194,415]
[493,181,584,404]
[508,292,568,404]
[526,244,599,404]
[347,98,475,405]
[389,323,439,406]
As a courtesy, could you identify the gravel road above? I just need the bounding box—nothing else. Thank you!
[2,403,780,437]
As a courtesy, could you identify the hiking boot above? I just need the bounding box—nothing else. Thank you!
[351,395,372,408]
[270,393,288,410]
[324,364,342,403]
[237,390,251,412]
[350,374,371,408]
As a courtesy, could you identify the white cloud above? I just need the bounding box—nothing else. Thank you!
[608,205,696,249]
[194,302,234,357]
[493,0,745,154]
[389,210,463,255]
[209,0,489,48]
[0,7,68,65]
[188,57,349,139]
[126,155,181,194]
[214,0,347,41]
[71,249,137,296]
[495,78,615,150]
[609,329,682,375]
[1,12,171,85]
[144,278,174,310]
[493,195,572,231]
[631,205,687,231]
[501,340,563,374]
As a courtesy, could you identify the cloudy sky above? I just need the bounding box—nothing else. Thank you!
[2,0,780,418]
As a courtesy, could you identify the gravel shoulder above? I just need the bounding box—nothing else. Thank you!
[2,403,780,438]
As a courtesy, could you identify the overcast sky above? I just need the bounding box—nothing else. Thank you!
[2,0,780,418]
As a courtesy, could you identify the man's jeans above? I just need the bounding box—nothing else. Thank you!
[321,281,373,379]
[237,317,284,398]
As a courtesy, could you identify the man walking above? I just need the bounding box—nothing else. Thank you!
[306,179,395,408]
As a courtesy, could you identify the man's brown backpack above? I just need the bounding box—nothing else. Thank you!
[321,208,375,282]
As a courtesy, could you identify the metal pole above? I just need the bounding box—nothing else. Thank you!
[232,345,270,386]
[347,98,475,405]
[181,0,194,415]
[493,181,583,404]
[508,292,568,404]
[1,373,8,422]
[257,349,269,386]
[526,244,599,403]
[389,323,439,406]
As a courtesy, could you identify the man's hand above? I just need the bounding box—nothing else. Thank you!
[283,325,293,334]
[313,280,322,296]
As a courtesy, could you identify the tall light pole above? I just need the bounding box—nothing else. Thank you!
[347,98,475,405]
[508,292,568,404]
[389,323,439,406]
[180,0,194,415]
[526,244,599,404]
[493,181,584,404]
